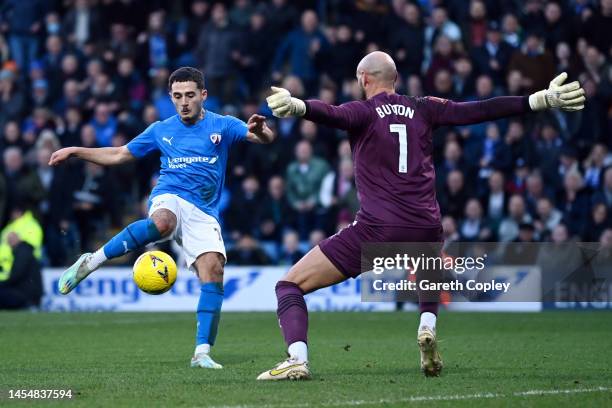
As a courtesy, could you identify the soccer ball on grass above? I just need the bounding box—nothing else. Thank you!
[133,250,177,295]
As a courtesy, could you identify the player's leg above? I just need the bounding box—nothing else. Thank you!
[191,252,225,369]
[177,200,227,369]
[414,236,444,377]
[58,195,178,294]
[257,245,348,380]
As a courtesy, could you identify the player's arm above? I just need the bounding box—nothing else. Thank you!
[245,114,276,144]
[49,145,135,167]
[428,72,585,126]
[266,87,368,131]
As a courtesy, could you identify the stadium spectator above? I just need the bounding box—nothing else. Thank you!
[459,198,492,241]
[89,104,117,147]
[272,10,328,95]
[61,0,100,48]
[0,69,25,131]
[319,157,359,231]
[195,3,241,104]
[238,9,275,95]
[471,21,513,86]
[0,216,43,309]
[1,0,46,70]
[436,140,467,191]
[592,167,612,211]
[498,194,533,242]
[33,144,75,266]
[525,171,552,218]
[559,170,590,236]
[226,234,271,266]
[257,175,294,243]
[72,162,118,253]
[439,169,469,220]
[481,170,507,227]
[535,197,563,240]
[501,13,521,48]
[452,56,476,99]
[542,2,572,50]
[582,202,611,242]
[423,7,462,70]
[582,0,612,55]
[285,140,329,239]
[388,3,424,76]
[278,229,304,265]
[583,144,612,191]
[508,31,556,94]
[225,175,262,240]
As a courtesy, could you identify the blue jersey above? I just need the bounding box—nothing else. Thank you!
[127,111,248,222]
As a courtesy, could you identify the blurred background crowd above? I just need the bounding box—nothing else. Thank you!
[0,0,611,268]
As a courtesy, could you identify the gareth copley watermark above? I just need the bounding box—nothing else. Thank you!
[361,241,612,303]
[372,278,511,294]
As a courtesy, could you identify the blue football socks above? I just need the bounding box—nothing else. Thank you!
[103,218,163,259]
[196,282,224,348]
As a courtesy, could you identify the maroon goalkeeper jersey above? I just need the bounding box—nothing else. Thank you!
[304,92,530,228]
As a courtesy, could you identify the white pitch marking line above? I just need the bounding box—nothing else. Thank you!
[208,386,611,408]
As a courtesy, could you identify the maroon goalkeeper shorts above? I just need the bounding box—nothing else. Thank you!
[319,221,443,278]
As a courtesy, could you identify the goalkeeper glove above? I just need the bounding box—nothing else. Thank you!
[266,86,306,118]
[528,72,585,112]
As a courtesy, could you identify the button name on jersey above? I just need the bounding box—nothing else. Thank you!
[167,156,218,169]
[375,104,415,119]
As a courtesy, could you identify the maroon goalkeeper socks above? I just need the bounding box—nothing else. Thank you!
[276,280,308,347]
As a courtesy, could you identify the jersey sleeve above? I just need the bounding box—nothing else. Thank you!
[224,115,248,145]
[126,121,159,158]
[419,96,530,128]
[303,100,372,131]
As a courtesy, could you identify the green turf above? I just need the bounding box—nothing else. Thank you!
[1,311,611,407]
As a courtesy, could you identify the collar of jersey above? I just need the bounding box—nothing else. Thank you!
[177,109,208,129]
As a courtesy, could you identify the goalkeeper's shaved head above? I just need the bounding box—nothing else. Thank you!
[356,51,398,98]
[357,51,398,86]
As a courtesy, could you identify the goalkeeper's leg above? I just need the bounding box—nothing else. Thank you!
[417,253,443,377]
[58,209,175,295]
[257,246,345,380]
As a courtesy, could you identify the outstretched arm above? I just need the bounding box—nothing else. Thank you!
[427,96,531,127]
[49,145,135,166]
[427,72,585,127]
[266,87,369,131]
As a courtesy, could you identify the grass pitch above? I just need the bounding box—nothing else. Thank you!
[1,311,611,407]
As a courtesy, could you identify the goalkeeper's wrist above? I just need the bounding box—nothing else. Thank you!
[292,97,306,116]
[528,90,548,111]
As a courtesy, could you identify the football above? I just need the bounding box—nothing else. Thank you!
[133,251,177,295]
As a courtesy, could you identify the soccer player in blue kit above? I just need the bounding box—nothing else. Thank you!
[49,67,275,369]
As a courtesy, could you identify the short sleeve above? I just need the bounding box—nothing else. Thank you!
[127,122,159,158]
[224,115,248,145]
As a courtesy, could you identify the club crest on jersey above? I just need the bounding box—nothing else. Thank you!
[210,133,222,145]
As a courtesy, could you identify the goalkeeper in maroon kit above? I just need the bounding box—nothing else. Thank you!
[257,51,585,380]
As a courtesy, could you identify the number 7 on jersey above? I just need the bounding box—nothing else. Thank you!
[390,124,408,173]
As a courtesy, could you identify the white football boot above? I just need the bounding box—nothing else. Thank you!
[257,357,311,380]
[418,326,443,377]
[58,253,94,295]
[191,353,223,369]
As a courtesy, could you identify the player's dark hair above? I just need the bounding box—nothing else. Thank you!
[168,67,205,90]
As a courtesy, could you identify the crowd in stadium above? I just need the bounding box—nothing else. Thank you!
[0,0,611,268]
